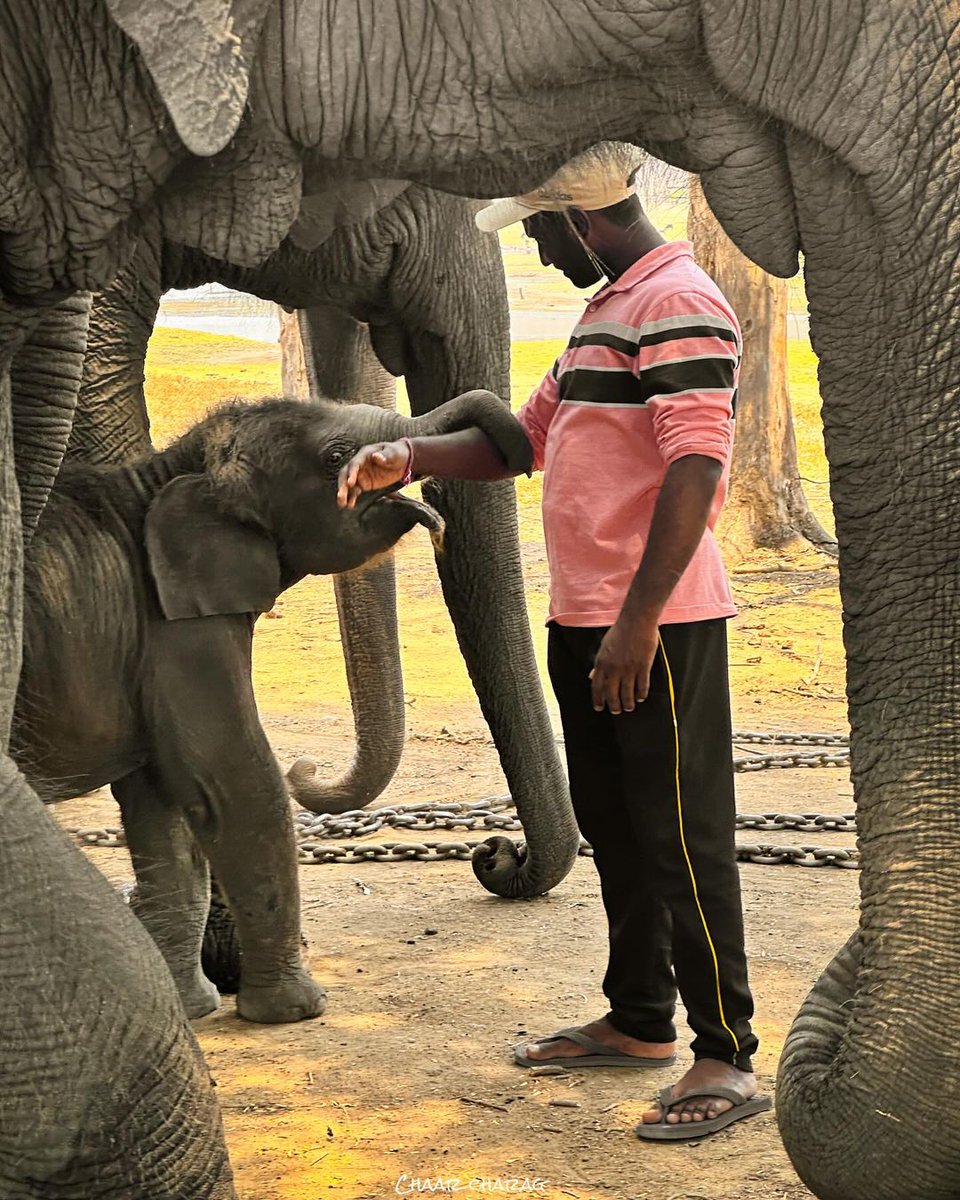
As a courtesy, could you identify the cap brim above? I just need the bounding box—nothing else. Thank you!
[475,198,538,233]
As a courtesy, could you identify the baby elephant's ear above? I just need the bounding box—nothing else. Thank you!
[145,476,281,620]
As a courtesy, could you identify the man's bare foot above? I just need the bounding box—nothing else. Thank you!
[640,1059,757,1125]
[519,1016,676,1063]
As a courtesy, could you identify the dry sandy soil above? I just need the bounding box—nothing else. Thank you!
[52,266,853,1199]
[59,643,854,1200]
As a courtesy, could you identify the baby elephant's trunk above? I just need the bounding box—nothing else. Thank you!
[405,389,533,476]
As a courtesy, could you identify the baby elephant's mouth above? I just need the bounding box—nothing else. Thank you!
[367,489,445,551]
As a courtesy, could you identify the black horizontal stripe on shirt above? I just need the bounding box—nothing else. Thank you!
[567,330,642,355]
[638,323,740,349]
[557,367,647,406]
[639,357,736,403]
[567,323,740,359]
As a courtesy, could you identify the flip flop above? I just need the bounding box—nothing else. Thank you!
[636,1084,773,1141]
[513,1027,677,1069]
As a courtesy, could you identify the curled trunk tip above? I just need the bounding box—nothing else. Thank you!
[286,755,385,814]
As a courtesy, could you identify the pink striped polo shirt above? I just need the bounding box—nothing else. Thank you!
[517,240,740,627]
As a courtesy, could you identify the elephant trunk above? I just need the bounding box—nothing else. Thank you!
[770,142,960,1197]
[10,293,92,543]
[408,390,534,475]
[68,228,162,466]
[286,561,406,813]
[286,305,408,813]
[394,191,579,898]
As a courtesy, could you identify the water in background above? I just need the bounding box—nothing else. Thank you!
[157,285,281,343]
[156,284,586,344]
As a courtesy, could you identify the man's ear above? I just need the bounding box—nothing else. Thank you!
[145,476,281,620]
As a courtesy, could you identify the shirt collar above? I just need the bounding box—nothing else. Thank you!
[589,240,695,300]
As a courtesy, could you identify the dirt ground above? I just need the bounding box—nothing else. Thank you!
[51,268,853,1197]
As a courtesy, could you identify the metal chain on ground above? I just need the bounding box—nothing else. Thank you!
[730,730,848,746]
[65,730,856,867]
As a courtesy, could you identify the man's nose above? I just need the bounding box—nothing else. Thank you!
[538,245,551,268]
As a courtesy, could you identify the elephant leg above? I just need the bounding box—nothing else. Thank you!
[149,616,326,1024]
[113,768,220,1020]
[287,303,406,812]
[202,874,244,995]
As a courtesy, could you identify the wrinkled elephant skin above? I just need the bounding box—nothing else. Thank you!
[13,394,521,1028]
[77,183,581,901]
[0,2,957,1197]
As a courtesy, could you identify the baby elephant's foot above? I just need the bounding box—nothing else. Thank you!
[178,973,221,1020]
[236,969,327,1024]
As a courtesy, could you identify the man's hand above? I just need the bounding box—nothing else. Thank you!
[337,441,411,509]
[589,615,660,714]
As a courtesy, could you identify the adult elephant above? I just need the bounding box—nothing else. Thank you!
[73,184,580,904]
[0,3,957,1198]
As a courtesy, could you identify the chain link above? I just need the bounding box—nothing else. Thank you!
[731,730,848,747]
[65,730,856,868]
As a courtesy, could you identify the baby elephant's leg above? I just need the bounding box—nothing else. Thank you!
[182,773,326,1024]
[114,769,220,1019]
[149,617,326,1025]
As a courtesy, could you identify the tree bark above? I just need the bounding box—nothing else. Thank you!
[278,308,310,400]
[687,177,836,563]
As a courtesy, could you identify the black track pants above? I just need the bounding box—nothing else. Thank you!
[547,618,758,1071]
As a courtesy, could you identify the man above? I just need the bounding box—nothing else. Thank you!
[337,143,771,1141]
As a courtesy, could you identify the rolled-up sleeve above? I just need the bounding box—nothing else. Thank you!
[633,293,740,467]
[516,358,561,472]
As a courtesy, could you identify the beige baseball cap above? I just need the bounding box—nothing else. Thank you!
[476,142,644,233]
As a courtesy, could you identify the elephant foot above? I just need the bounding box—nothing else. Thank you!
[236,969,327,1024]
[178,972,222,1020]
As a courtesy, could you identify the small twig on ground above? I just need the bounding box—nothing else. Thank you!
[802,638,823,687]
[460,1097,509,1113]
[774,687,844,701]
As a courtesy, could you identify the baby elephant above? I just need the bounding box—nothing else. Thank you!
[13,390,531,1022]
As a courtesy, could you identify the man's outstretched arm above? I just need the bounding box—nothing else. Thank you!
[337,428,520,509]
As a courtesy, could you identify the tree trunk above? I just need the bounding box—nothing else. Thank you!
[278,308,310,400]
[687,177,836,564]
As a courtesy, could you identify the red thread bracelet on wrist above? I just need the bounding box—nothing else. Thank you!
[399,437,414,487]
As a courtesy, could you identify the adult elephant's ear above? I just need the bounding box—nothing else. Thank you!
[145,476,281,620]
[104,0,272,156]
